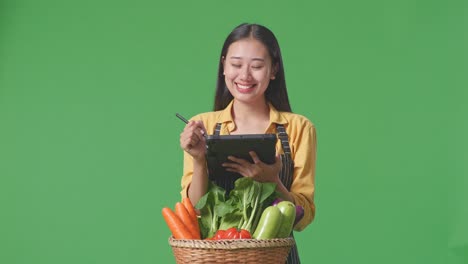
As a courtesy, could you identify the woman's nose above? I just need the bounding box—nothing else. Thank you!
[240,66,252,80]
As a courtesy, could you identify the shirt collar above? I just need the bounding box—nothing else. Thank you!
[218,100,235,124]
[218,100,288,125]
[268,102,288,125]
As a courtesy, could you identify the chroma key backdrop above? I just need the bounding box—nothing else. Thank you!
[0,1,466,263]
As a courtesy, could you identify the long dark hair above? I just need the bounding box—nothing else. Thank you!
[214,23,292,112]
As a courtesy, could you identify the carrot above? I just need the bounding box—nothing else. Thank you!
[161,207,193,239]
[175,202,201,239]
[182,197,198,219]
[182,197,201,238]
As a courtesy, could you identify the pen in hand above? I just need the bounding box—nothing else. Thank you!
[175,113,206,137]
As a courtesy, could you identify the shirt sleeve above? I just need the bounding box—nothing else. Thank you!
[179,114,203,198]
[179,113,213,198]
[180,150,193,198]
[290,121,317,231]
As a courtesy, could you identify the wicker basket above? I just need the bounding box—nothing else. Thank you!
[168,236,295,264]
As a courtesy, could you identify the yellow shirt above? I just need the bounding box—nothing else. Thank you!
[180,100,317,231]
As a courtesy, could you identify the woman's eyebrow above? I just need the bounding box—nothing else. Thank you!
[229,56,265,61]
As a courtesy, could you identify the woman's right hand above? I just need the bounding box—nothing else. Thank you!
[180,120,207,161]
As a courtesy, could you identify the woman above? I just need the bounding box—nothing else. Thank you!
[179,23,317,263]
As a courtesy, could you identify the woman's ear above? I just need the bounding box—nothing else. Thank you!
[271,63,279,80]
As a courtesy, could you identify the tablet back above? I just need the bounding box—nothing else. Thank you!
[205,134,277,180]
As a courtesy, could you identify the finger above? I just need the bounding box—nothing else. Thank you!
[191,127,204,142]
[276,154,282,164]
[184,121,202,139]
[186,120,206,136]
[185,121,205,143]
[195,120,207,136]
[184,120,196,131]
[181,131,201,148]
[188,136,197,147]
[227,156,252,166]
[222,162,242,170]
[225,168,251,178]
[180,134,189,147]
[182,137,193,150]
[249,151,261,164]
[222,162,251,176]
[182,125,202,141]
[180,131,191,145]
[199,134,206,147]
[190,134,199,144]
[180,132,193,145]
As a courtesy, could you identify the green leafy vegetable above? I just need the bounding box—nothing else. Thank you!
[195,178,279,239]
[195,182,226,239]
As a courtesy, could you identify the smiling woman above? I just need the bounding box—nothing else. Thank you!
[179,23,317,264]
[222,38,276,106]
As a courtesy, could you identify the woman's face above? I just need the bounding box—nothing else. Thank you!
[223,38,276,105]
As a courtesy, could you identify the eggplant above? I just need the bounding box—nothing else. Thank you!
[294,205,304,226]
[272,198,283,206]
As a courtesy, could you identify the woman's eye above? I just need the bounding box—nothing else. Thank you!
[252,65,264,69]
[231,64,241,68]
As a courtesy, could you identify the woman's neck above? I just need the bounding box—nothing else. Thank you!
[232,99,269,121]
[230,99,270,134]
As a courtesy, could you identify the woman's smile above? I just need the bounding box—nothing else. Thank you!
[235,82,257,93]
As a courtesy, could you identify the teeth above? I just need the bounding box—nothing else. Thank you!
[237,83,254,89]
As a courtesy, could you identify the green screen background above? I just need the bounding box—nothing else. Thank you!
[1,1,466,263]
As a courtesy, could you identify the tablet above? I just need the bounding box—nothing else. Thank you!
[205,134,277,180]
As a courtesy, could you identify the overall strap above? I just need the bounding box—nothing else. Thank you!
[276,124,300,264]
[214,123,222,136]
[276,124,291,155]
[211,122,233,191]
[276,123,294,190]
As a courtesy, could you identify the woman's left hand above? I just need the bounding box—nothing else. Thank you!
[222,151,282,183]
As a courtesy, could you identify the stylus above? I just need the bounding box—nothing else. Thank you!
[176,113,207,139]
[175,113,189,124]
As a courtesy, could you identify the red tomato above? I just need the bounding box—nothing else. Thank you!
[224,228,252,239]
[213,229,227,240]
[224,227,240,239]
[238,229,252,239]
